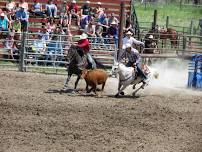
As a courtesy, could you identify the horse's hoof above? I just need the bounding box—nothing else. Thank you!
[120,92,124,95]
[115,94,120,98]
[133,85,136,89]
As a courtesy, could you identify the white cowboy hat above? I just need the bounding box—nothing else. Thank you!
[110,21,117,25]
[86,1,90,3]
[0,13,5,17]
[148,35,154,39]
[97,2,101,5]
[122,43,131,49]
[72,0,76,3]
[79,33,88,40]
[125,30,133,35]
[21,4,27,9]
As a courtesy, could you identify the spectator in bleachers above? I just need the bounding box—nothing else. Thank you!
[60,11,69,25]
[96,2,104,19]
[12,18,21,33]
[45,35,59,65]
[31,33,46,54]
[95,23,104,46]
[67,0,80,27]
[31,33,46,65]
[19,0,28,11]
[29,0,45,18]
[41,26,50,41]
[80,14,91,29]
[97,13,109,37]
[45,18,56,34]
[124,13,134,35]
[0,12,10,38]
[84,18,96,38]
[106,21,118,47]
[4,32,18,59]
[61,17,70,35]
[5,0,16,12]
[16,5,29,32]
[80,1,91,16]
[45,0,58,18]
[108,13,119,25]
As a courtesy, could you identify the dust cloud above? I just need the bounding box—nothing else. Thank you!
[150,58,189,89]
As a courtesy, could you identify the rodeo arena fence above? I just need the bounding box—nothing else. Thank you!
[0,30,202,74]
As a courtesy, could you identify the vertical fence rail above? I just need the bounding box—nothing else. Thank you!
[19,32,26,72]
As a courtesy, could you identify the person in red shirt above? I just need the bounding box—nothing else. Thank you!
[77,33,96,69]
[67,0,80,27]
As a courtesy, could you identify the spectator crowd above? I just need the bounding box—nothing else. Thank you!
[0,0,134,65]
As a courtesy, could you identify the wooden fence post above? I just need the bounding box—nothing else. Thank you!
[180,0,182,9]
[117,0,125,60]
[166,16,169,28]
[182,36,187,55]
[19,32,26,72]
[153,10,157,29]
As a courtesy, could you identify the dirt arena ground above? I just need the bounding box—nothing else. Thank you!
[0,70,202,152]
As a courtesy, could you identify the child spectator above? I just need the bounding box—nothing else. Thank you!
[19,0,28,11]
[16,5,29,32]
[108,13,119,25]
[45,0,58,18]
[30,0,45,18]
[45,18,56,34]
[12,18,21,33]
[67,0,80,27]
[80,1,91,16]
[4,32,18,59]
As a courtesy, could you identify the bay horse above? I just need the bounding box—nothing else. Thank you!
[146,27,178,50]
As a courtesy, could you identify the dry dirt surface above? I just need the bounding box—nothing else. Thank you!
[0,70,202,152]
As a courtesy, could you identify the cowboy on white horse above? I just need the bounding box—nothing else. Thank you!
[119,43,148,85]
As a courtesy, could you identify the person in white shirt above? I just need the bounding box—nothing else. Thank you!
[122,30,144,50]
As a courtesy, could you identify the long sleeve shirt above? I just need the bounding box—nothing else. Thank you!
[122,36,144,46]
[119,48,141,64]
[16,10,29,22]
[77,39,90,54]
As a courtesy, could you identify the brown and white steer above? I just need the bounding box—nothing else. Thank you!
[81,69,108,95]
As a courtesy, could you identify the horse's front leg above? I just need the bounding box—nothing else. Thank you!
[64,74,71,89]
[74,75,81,90]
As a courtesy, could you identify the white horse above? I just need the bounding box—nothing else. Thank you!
[111,61,159,97]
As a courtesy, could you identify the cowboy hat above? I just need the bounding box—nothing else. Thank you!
[148,35,154,39]
[110,21,117,25]
[9,32,14,37]
[0,13,5,17]
[122,43,131,49]
[86,0,90,3]
[72,0,76,3]
[79,33,88,40]
[125,30,133,35]
[97,2,101,5]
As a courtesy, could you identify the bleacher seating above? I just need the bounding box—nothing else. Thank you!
[0,0,131,34]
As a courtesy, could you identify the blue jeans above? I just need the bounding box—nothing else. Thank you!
[126,61,147,80]
[86,53,96,69]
